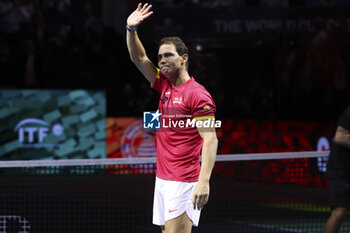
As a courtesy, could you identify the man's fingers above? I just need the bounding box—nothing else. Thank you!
[143,11,153,19]
[145,4,152,11]
[198,195,205,210]
[192,194,198,209]
[130,3,152,26]
[194,194,209,210]
[197,195,203,205]
[203,194,209,204]
[141,3,149,12]
[142,4,152,15]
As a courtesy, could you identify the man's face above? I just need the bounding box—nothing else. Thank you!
[158,43,186,76]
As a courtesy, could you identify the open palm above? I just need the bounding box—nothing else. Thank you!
[127,3,153,28]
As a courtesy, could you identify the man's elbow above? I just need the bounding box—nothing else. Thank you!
[130,55,145,65]
[129,55,138,64]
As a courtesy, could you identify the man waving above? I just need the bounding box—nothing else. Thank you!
[126,3,218,233]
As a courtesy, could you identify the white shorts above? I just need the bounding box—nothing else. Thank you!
[152,177,201,227]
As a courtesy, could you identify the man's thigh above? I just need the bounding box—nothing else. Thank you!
[163,212,192,233]
[153,178,201,227]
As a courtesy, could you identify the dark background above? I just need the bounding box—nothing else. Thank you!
[1,0,349,121]
[0,2,347,231]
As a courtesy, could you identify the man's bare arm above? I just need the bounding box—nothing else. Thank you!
[126,3,158,84]
[192,120,218,210]
[335,126,350,149]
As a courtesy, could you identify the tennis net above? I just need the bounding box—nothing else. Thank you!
[0,151,345,233]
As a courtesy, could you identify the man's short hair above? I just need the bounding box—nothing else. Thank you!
[158,36,188,56]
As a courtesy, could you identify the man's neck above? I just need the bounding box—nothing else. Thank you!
[170,70,191,87]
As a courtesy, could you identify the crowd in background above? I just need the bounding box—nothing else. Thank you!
[0,0,350,120]
[0,0,106,88]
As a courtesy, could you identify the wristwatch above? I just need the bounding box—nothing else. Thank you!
[126,25,137,32]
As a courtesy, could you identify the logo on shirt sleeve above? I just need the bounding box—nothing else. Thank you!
[143,110,161,129]
[203,105,210,110]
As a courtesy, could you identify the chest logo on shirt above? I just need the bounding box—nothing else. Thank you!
[173,97,182,104]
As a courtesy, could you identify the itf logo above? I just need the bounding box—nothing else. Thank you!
[143,110,161,129]
[14,118,64,148]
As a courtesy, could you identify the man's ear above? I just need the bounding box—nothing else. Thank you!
[182,54,189,65]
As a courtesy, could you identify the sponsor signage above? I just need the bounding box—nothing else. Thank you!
[0,90,106,160]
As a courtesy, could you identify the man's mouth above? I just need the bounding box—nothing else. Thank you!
[161,66,170,71]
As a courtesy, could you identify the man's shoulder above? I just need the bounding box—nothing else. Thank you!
[184,79,215,107]
[187,78,210,94]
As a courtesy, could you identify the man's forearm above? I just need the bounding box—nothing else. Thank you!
[198,137,218,182]
[126,30,147,63]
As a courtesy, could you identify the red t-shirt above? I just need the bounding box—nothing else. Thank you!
[151,70,216,182]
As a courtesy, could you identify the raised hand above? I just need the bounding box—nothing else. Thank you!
[127,3,153,28]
